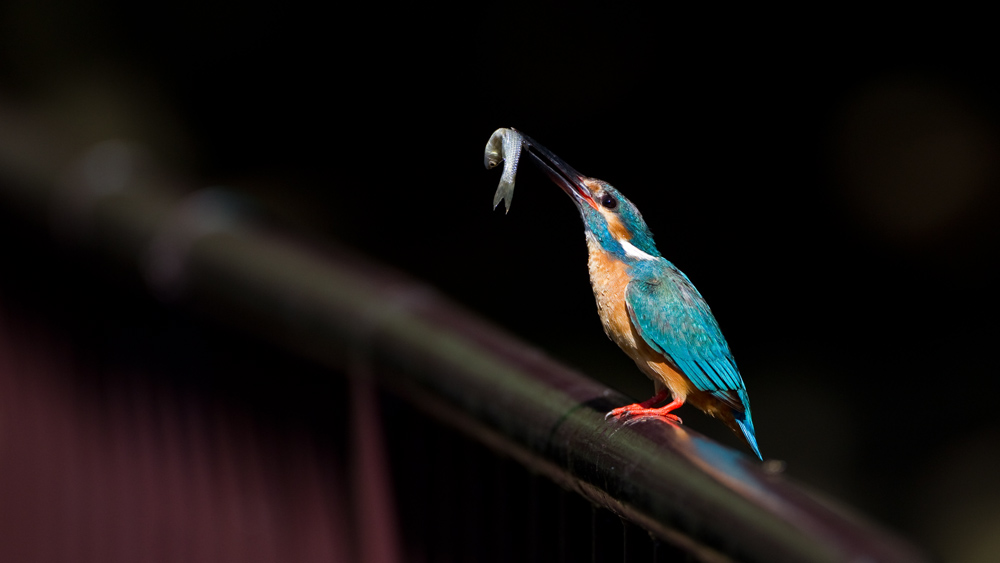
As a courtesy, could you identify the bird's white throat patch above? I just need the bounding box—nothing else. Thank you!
[618,239,656,261]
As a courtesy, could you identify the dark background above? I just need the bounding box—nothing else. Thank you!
[3,3,999,560]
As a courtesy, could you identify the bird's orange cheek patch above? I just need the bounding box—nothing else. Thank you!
[605,214,631,241]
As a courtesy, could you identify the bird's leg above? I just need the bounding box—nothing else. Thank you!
[635,389,671,409]
[606,389,684,424]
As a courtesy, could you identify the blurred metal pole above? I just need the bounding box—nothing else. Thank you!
[0,102,928,563]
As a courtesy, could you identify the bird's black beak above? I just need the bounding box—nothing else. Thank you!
[518,131,598,210]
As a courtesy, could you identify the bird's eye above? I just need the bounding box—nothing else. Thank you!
[600,194,618,209]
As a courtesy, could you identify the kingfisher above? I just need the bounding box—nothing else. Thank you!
[509,132,762,460]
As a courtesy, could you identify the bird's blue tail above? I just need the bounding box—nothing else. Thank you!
[736,389,762,460]
[736,417,762,460]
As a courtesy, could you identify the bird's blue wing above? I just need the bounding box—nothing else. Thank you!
[626,261,761,459]
[625,262,746,408]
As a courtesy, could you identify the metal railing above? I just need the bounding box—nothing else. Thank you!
[0,105,928,563]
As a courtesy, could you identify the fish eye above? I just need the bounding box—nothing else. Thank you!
[600,193,618,210]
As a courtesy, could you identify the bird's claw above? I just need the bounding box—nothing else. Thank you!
[605,404,645,420]
[605,406,632,420]
[605,405,683,425]
[662,413,683,424]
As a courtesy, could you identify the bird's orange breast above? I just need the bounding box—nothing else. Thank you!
[585,236,695,400]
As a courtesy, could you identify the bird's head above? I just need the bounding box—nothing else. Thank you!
[520,134,661,262]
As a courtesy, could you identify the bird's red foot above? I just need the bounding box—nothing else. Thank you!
[606,394,684,424]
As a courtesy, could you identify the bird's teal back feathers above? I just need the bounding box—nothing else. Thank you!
[626,265,761,458]
[625,261,743,396]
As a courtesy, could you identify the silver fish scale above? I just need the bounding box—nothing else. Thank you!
[484,128,523,213]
